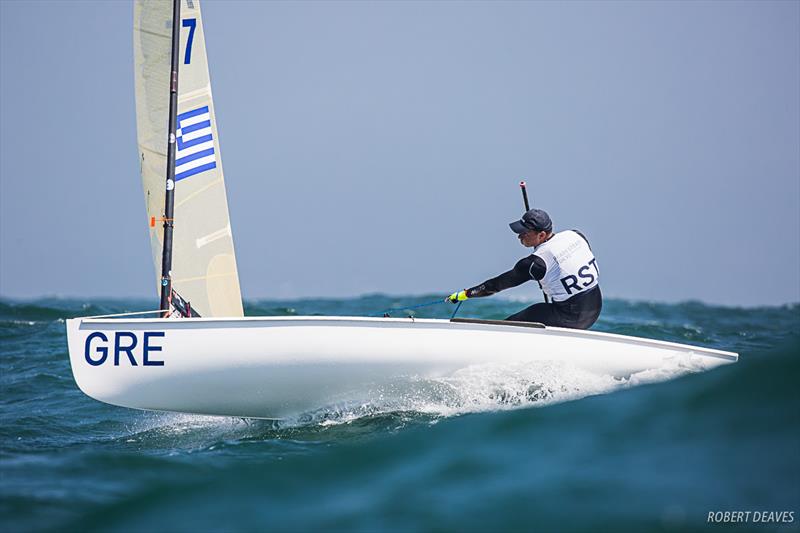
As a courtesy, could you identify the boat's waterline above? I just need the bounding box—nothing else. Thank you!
[66,316,738,419]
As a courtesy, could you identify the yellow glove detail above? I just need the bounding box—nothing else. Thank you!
[445,290,469,304]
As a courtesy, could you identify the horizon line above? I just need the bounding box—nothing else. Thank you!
[0,293,797,311]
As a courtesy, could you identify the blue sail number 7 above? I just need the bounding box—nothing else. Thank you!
[182,19,196,64]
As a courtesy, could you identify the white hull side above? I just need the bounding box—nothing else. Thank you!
[66,316,738,419]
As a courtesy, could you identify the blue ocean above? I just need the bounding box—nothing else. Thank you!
[1,296,798,532]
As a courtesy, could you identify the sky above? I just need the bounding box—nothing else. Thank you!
[1,0,798,307]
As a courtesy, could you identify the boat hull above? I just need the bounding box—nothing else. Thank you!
[66,316,738,419]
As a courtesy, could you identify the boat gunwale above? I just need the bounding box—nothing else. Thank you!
[68,315,739,361]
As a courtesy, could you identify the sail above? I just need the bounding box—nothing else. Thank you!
[133,0,243,317]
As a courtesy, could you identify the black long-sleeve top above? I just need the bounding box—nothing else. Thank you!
[465,255,547,298]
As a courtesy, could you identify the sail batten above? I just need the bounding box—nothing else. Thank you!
[134,0,243,317]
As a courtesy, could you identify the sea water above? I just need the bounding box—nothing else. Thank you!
[1,296,798,531]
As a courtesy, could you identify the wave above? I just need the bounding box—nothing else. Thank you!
[2,295,796,320]
[3,291,797,532]
[0,298,152,322]
[58,337,799,532]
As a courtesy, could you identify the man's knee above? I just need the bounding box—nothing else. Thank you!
[506,303,550,324]
[505,310,526,322]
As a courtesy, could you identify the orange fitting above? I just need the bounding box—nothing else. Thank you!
[149,216,174,227]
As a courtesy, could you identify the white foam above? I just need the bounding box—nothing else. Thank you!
[626,352,711,387]
[295,352,709,425]
[117,354,708,435]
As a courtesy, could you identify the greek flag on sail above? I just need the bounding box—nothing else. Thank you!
[175,106,217,181]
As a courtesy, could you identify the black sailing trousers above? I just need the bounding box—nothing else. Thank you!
[505,286,602,329]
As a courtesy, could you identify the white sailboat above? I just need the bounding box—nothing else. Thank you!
[65,0,737,420]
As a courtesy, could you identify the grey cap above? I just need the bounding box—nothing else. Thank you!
[509,208,552,234]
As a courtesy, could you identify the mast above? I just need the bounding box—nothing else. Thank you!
[159,0,181,316]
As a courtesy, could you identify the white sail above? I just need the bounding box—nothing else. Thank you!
[133,0,243,317]
[65,0,740,422]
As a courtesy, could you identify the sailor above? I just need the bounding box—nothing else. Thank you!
[445,208,602,329]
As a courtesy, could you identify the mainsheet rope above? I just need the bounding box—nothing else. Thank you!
[369,298,464,319]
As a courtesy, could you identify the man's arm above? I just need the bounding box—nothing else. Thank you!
[465,255,547,298]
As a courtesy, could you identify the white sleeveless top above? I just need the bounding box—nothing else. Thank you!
[532,230,599,302]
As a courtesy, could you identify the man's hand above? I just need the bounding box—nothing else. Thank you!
[445,290,469,304]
